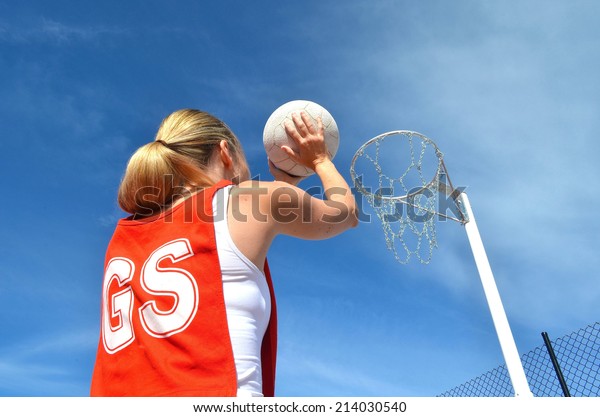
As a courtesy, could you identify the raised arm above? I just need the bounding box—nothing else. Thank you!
[228,111,358,270]
[268,111,358,239]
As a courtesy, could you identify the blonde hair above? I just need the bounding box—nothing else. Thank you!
[117,109,243,215]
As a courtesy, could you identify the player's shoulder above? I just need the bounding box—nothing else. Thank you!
[232,181,304,211]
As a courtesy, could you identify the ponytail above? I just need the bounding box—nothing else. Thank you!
[117,109,242,215]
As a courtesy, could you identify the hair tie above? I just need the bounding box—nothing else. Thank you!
[156,139,170,148]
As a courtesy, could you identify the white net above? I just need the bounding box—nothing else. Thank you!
[350,131,465,264]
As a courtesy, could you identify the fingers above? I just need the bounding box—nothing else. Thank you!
[282,111,327,172]
[294,112,311,135]
[283,113,308,144]
[280,145,299,161]
[301,112,320,135]
[285,111,320,139]
[306,114,323,136]
[315,116,324,135]
[284,118,302,144]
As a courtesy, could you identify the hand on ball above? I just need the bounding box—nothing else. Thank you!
[282,111,331,172]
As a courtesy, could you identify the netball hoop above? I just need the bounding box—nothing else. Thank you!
[350,131,533,397]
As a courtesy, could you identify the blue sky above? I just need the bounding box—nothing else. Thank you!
[1,0,599,397]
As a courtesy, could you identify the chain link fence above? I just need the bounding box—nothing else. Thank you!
[439,321,600,397]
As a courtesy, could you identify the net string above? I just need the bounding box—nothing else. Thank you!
[351,131,452,264]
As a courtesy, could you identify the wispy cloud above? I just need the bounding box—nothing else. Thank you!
[2,0,598,398]
[0,18,128,44]
[278,349,412,396]
[0,329,97,395]
[335,1,600,337]
[0,329,97,360]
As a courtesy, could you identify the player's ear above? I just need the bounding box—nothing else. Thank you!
[218,140,233,169]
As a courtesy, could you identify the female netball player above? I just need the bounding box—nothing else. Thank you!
[90,109,358,397]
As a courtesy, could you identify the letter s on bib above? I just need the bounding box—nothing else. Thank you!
[139,239,199,338]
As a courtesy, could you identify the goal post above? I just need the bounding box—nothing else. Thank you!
[350,130,533,397]
[460,193,533,397]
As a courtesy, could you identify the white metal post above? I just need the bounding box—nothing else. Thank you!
[460,193,533,397]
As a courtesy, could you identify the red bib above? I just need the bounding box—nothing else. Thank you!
[90,181,277,396]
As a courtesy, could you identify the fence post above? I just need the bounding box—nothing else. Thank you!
[541,331,571,397]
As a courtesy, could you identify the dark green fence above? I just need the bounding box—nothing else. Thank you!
[439,322,600,397]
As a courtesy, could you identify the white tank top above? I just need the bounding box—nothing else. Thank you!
[212,185,272,397]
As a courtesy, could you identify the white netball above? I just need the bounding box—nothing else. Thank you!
[263,100,340,177]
